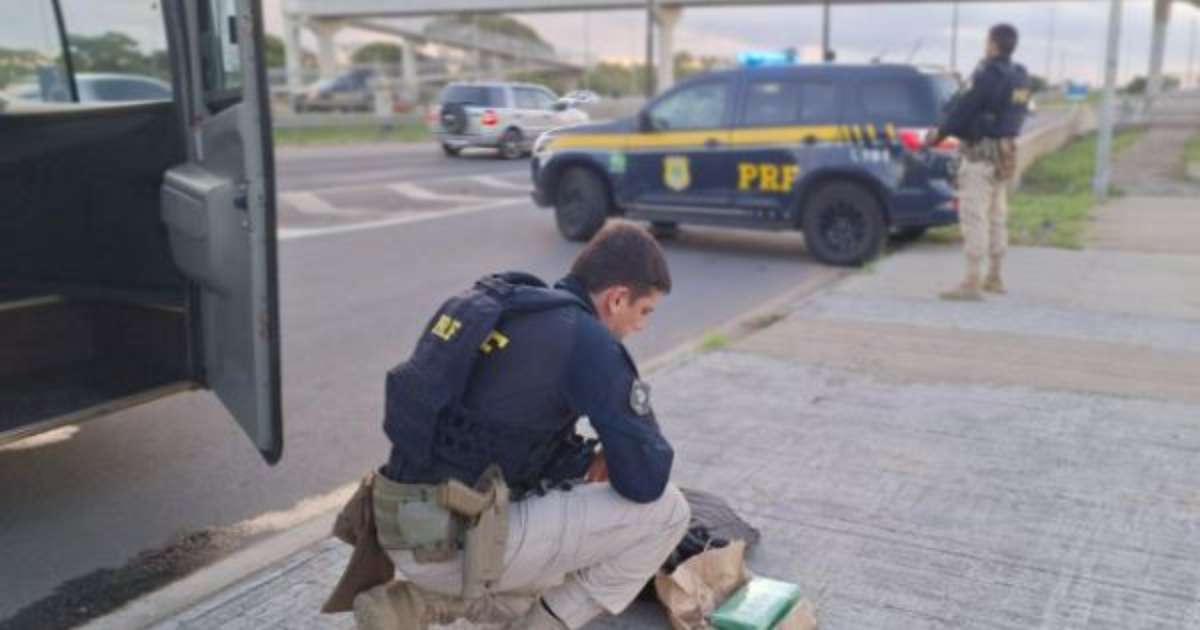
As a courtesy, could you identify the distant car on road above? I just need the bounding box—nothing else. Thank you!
[6,72,172,104]
[531,63,961,265]
[427,81,590,159]
[294,67,376,113]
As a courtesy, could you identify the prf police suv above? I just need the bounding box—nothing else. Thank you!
[531,64,961,266]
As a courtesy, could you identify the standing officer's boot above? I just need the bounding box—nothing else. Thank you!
[940,256,985,301]
[983,255,1006,294]
[504,598,569,630]
[353,581,471,630]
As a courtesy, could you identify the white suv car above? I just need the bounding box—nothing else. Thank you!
[427,82,589,159]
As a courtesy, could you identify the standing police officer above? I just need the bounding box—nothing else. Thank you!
[928,23,1030,301]
[354,222,689,630]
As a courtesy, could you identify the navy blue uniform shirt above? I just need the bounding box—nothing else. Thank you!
[554,276,674,503]
[938,57,1026,142]
[387,274,675,504]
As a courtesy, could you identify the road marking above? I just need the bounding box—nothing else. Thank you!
[281,166,527,196]
[471,174,530,192]
[279,191,374,217]
[279,198,524,241]
[388,181,494,203]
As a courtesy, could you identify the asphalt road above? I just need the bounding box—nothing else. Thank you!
[0,143,833,624]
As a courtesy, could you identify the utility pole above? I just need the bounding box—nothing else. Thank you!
[1093,0,1124,200]
[645,0,656,97]
[1045,6,1056,84]
[472,13,481,81]
[1189,15,1197,88]
[583,11,591,90]
[950,1,959,74]
[822,0,832,62]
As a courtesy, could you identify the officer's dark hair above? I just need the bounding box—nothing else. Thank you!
[989,23,1019,58]
[571,222,672,298]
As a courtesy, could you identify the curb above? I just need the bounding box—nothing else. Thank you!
[78,512,337,630]
[79,266,848,630]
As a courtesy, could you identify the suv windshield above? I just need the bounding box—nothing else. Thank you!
[440,85,506,107]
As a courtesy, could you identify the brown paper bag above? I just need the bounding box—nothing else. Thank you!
[653,540,748,630]
[775,598,818,630]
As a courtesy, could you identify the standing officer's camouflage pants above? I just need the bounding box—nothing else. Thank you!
[957,157,1009,261]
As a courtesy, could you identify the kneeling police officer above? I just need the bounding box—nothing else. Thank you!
[354,222,690,629]
[928,23,1030,300]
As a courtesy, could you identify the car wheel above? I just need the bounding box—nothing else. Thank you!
[649,221,680,240]
[498,129,523,160]
[889,226,928,244]
[441,143,462,157]
[555,167,608,242]
[801,181,885,266]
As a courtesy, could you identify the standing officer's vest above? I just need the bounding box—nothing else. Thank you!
[980,60,1031,139]
[382,272,589,494]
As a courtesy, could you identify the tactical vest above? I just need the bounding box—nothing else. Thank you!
[382,272,589,495]
[981,60,1030,139]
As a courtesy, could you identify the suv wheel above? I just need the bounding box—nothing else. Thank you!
[498,129,523,160]
[441,143,461,157]
[554,167,608,242]
[801,181,885,266]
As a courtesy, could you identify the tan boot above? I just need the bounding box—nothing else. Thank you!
[940,256,985,302]
[983,255,1006,294]
[505,599,569,630]
[353,581,472,630]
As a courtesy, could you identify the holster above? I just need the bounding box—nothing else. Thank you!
[372,466,510,598]
[454,465,510,599]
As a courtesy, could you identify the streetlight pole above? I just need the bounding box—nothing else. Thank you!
[1093,0,1124,200]
[950,1,959,73]
[1189,15,1197,88]
[583,11,591,90]
[646,0,656,97]
[1045,6,1056,84]
[822,0,832,62]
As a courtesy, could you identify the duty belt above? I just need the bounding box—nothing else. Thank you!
[372,466,510,598]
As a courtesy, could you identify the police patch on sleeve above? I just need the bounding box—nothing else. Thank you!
[630,380,652,416]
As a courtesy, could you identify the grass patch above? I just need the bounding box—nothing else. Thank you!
[1185,134,1200,165]
[700,331,730,351]
[1008,128,1142,249]
[273,122,431,146]
[932,129,1143,250]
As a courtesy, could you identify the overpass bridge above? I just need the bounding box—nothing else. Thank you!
[282,0,1199,198]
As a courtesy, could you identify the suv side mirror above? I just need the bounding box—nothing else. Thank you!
[552,99,569,111]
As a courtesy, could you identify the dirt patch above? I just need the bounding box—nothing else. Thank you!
[0,528,246,630]
[1104,102,1200,195]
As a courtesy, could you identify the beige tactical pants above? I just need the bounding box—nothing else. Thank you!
[957,158,1009,260]
[387,482,691,629]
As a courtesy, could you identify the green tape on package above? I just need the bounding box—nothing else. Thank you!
[709,577,803,630]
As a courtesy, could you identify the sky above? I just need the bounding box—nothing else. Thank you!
[2,1,1194,86]
[262,0,1200,86]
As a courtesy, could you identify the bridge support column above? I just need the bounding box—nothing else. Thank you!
[282,10,305,112]
[655,6,683,92]
[1146,0,1172,108]
[310,18,345,81]
[399,38,419,103]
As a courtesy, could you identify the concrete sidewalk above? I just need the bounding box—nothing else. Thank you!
[92,207,1200,629]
